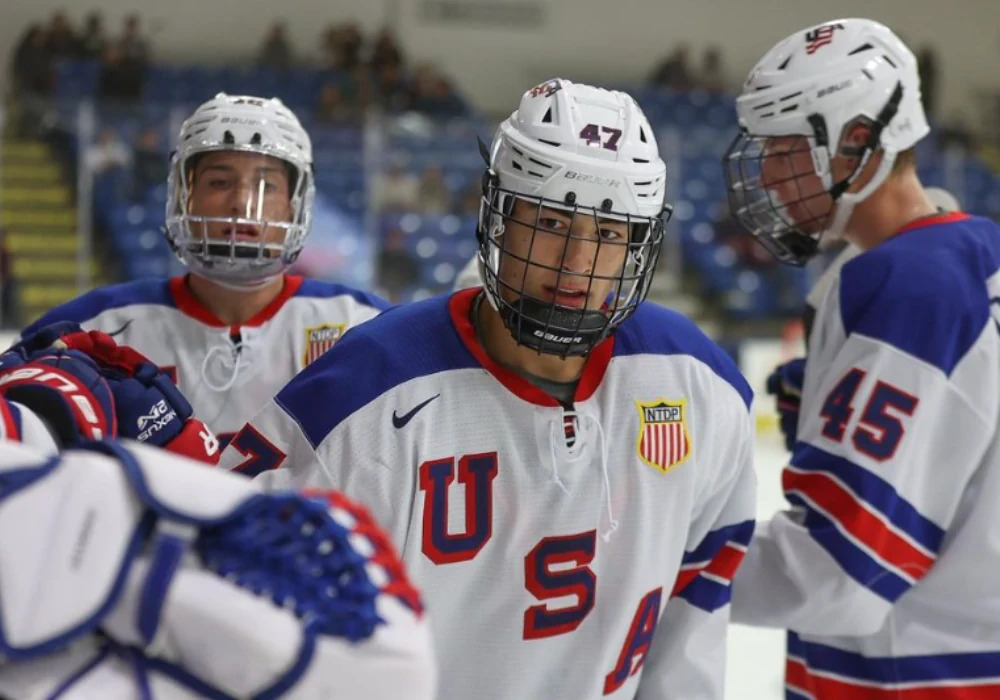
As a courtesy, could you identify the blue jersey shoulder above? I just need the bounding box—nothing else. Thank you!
[275,294,476,447]
[839,215,1000,375]
[22,278,173,336]
[615,302,753,410]
[295,278,391,311]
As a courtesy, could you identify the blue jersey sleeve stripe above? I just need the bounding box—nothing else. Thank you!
[681,519,754,565]
[787,495,912,602]
[22,279,174,335]
[792,442,945,553]
[789,632,1000,684]
[838,220,994,376]
[274,297,477,448]
[295,278,391,311]
[613,303,753,410]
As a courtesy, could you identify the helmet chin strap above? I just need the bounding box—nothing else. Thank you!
[822,149,897,242]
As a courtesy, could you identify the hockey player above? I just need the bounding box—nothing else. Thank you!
[0,331,434,699]
[220,78,757,699]
[768,187,961,452]
[21,94,387,445]
[724,18,1000,697]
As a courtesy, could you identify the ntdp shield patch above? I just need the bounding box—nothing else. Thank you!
[303,323,346,366]
[636,398,692,474]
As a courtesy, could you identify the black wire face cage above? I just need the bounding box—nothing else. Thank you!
[724,82,906,267]
[478,182,669,358]
[723,132,829,266]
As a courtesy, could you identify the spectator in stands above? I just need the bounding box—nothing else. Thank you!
[373,161,419,212]
[320,23,363,71]
[416,165,451,213]
[338,23,364,71]
[98,44,143,101]
[347,65,375,111]
[457,180,482,214]
[374,63,410,112]
[131,127,166,200]
[79,12,107,60]
[315,82,357,124]
[258,21,293,70]
[86,127,131,176]
[319,26,340,70]
[649,45,692,90]
[0,228,16,328]
[11,24,52,96]
[118,14,150,67]
[45,11,79,61]
[408,64,466,116]
[369,27,404,73]
[700,47,725,92]
[377,227,420,301]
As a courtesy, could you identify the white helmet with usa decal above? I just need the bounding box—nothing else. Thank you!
[724,19,928,264]
[477,78,671,357]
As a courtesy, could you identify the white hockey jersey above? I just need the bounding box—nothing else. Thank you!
[21,274,387,444]
[732,213,1000,697]
[219,287,757,699]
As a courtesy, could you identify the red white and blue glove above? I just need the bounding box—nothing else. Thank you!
[0,322,219,463]
[765,357,806,452]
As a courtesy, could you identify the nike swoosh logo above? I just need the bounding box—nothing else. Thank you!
[108,319,133,337]
[392,394,440,429]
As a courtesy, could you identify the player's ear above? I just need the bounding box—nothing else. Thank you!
[837,120,873,160]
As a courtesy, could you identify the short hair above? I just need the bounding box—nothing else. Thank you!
[891,146,917,175]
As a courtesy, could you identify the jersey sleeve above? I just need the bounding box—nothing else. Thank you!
[635,383,757,699]
[731,250,998,636]
[219,328,414,544]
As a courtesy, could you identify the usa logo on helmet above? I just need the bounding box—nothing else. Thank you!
[636,398,691,474]
[303,323,346,366]
[804,23,845,54]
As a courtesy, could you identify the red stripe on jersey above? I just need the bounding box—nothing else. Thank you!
[786,658,1000,699]
[448,288,614,407]
[704,543,747,582]
[670,568,701,597]
[895,211,970,237]
[0,398,21,441]
[670,542,747,597]
[783,469,935,580]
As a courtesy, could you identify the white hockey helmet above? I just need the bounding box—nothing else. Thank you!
[478,78,670,356]
[165,93,315,287]
[723,19,929,264]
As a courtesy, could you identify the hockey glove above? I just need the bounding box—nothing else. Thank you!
[0,344,117,445]
[7,323,219,462]
[766,357,806,452]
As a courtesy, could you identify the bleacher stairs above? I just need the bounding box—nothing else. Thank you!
[0,139,95,325]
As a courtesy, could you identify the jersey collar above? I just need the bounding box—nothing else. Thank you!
[168,274,304,330]
[448,288,614,407]
[895,211,970,236]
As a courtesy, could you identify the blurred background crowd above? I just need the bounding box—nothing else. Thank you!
[1,7,997,358]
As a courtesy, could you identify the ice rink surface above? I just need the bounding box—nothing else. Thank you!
[725,431,790,700]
